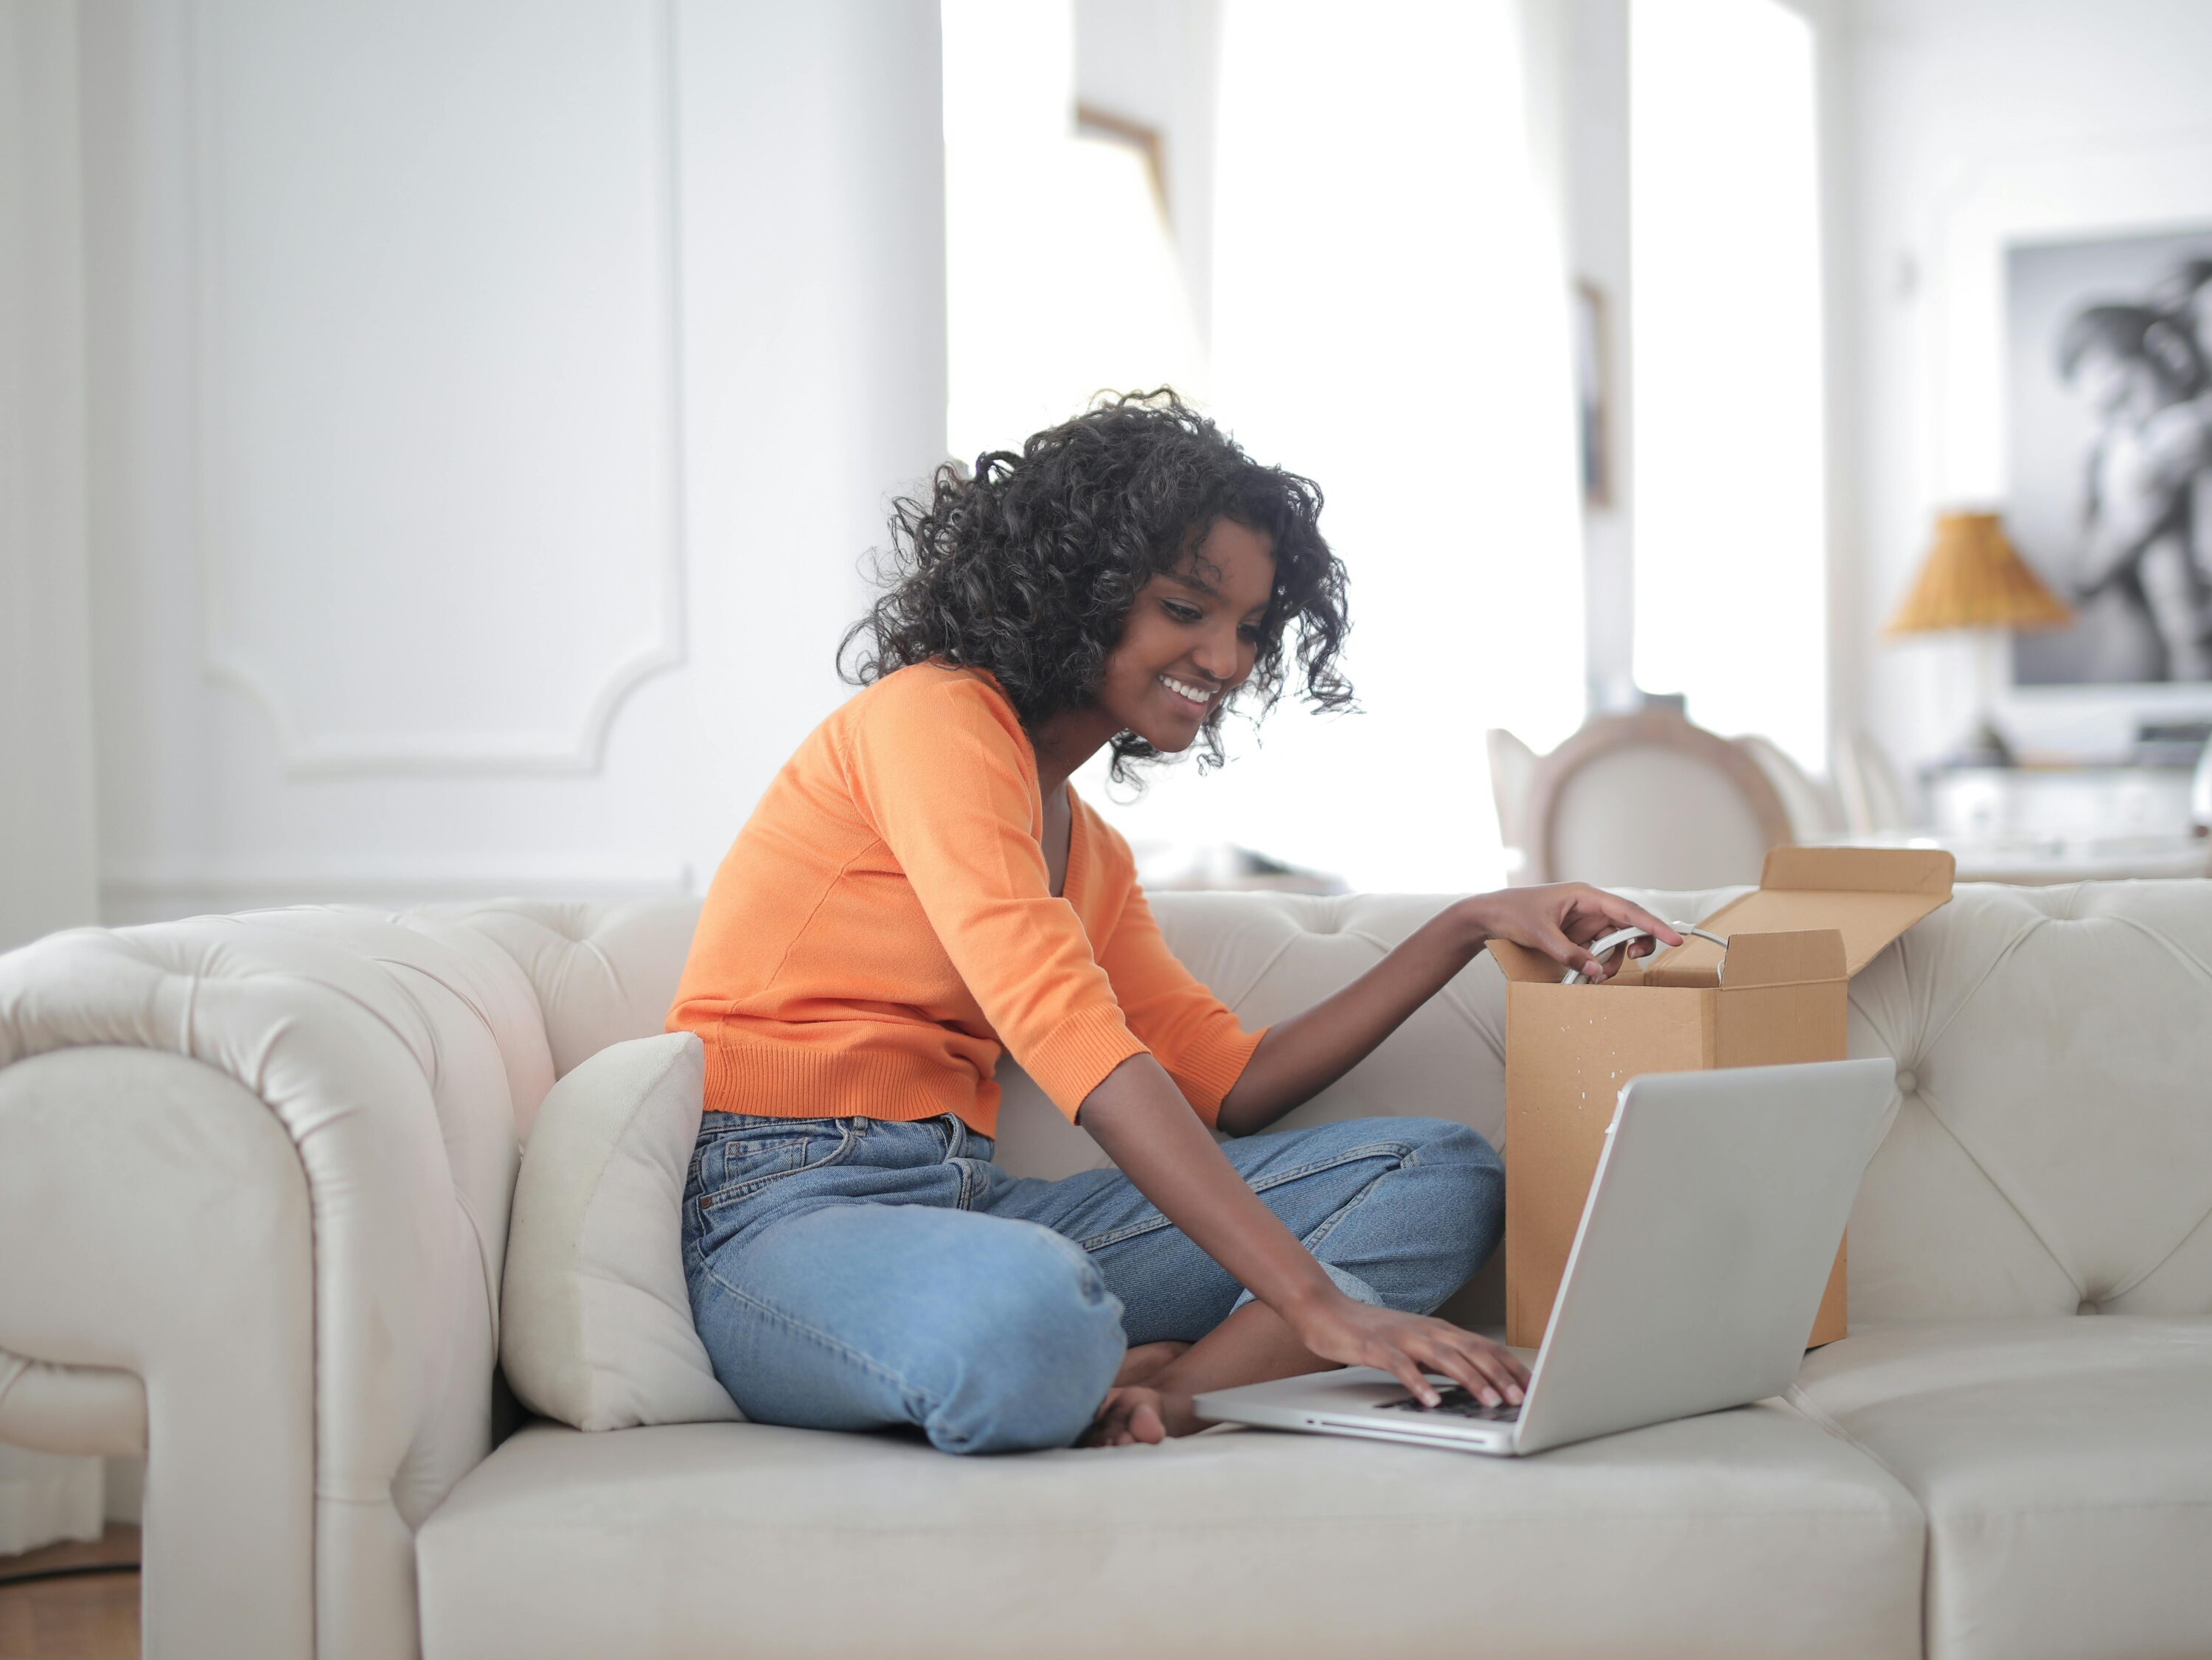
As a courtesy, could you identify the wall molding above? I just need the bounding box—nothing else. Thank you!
[184,0,689,778]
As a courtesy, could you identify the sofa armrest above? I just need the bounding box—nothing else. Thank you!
[0,914,548,1660]
[1,1047,310,1656]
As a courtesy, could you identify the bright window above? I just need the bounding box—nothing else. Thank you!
[942,0,1587,892]
[1630,0,1827,769]
[942,0,1203,462]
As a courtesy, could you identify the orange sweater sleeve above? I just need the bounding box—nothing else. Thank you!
[839,673,1148,1121]
[1095,869,1267,1130]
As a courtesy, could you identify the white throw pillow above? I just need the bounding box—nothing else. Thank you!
[500,1031,744,1430]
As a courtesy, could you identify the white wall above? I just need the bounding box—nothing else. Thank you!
[67,1,2184,913]
[1840,0,2212,773]
[74,0,945,925]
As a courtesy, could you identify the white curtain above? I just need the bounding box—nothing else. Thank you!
[1079,0,1587,892]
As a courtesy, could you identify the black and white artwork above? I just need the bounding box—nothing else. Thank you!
[2008,226,2212,684]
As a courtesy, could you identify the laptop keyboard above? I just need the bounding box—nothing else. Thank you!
[1374,1385,1522,1422]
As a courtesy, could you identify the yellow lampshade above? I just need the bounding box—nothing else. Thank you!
[1884,511,2074,636]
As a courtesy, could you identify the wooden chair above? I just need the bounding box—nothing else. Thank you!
[1517,711,1795,889]
[1831,726,1917,835]
[1736,732,1843,841]
[1484,727,1541,881]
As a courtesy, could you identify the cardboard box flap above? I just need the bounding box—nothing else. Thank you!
[1487,939,1567,984]
[1715,928,1848,986]
[1660,846,1955,980]
[1642,927,1848,987]
[1760,845,1955,897]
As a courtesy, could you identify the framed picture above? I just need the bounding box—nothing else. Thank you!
[2007,225,2212,685]
[1928,130,2212,730]
[1573,278,1613,510]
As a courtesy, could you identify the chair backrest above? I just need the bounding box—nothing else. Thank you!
[1735,732,1843,841]
[1832,726,1916,834]
[1522,711,1793,889]
[1484,727,1540,876]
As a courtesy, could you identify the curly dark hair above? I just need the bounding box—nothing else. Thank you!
[840,391,1352,782]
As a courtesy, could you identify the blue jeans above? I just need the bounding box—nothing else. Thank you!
[681,1111,1503,1455]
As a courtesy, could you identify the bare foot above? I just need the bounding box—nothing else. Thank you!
[1082,1384,1205,1448]
[1113,1341,1190,1389]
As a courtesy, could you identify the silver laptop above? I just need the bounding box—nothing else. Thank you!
[1193,1058,1894,1456]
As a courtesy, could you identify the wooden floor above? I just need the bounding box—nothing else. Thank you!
[0,1526,139,1660]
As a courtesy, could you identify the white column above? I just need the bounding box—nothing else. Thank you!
[672,0,949,877]
[0,0,100,956]
[0,0,106,1555]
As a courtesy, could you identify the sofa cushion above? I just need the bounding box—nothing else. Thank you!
[499,1032,741,1431]
[1840,881,2212,1325]
[415,1406,1923,1660]
[1790,1316,2212,1660]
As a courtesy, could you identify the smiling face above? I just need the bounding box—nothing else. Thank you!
[1091,517,1277,755]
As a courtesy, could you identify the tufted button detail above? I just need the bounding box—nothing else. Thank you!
[1894,1068,1919,1095]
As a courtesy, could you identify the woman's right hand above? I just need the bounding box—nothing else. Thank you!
[1285,1290,1531,1409]
[1465,884,1682,982]
[1080,1055,1530,1410]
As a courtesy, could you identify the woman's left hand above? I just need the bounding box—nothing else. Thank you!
[1464,885,1682,982]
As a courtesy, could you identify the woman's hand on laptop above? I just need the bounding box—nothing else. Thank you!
[1467,885,1682,983]
[1290,1295,1529,1409]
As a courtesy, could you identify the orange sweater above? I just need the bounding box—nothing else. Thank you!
[668,663,1265,1136]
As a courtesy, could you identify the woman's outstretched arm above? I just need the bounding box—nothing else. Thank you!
[1214,885,1680,1138]
[1079,1052,1528,1412]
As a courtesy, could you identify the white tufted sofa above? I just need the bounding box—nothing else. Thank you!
[1,881,2209,1660]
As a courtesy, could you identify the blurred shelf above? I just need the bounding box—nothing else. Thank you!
[1820,830,2209,885]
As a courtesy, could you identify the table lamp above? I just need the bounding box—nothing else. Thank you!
[1884,510,2073,765]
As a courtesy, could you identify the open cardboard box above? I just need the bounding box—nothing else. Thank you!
[1488,847,1955,1350]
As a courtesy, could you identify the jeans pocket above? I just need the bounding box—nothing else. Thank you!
[695,1119,859,1213]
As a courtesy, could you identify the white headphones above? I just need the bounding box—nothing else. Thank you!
[1559,922,1732,984]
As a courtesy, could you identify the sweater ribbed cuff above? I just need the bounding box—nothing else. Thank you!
[1164,1023,1269,1129]
[1021,1004,1152,1122]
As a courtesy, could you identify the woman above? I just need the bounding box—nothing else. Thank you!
[668,394,1676,1454]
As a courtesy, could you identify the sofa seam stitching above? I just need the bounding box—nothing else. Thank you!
[1779,1385,1933,1651]
[1907,1083,2085,1299]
